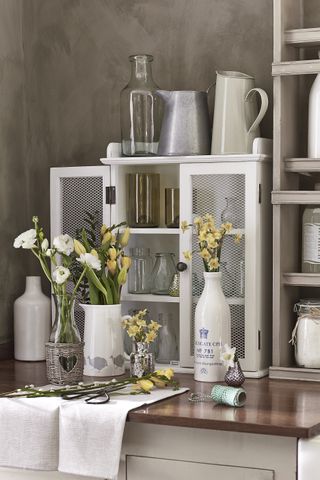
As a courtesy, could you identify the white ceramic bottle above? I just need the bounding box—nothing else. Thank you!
[308,54,320,158]
[194,272,231,382]
[14,276,51,361]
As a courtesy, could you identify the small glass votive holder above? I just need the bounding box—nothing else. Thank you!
[126,173,160,227]
[165,188,179,228]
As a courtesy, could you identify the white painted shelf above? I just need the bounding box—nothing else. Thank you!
[282,273,320,287]
[272,59,320,76]
[272,190,320,204]
[269,366,320,382]
[122,293,179,303]
[285,27,320,47]
[285,158,320,173]
[128,228,180,235]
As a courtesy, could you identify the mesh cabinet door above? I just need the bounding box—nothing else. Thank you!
[50,166,110,338]
[180,162,260,371]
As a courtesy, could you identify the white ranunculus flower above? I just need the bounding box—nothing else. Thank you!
[45,248,54,257]
[77,253,101,271]
[52,266,70,285]
[41,238,49,252]
[13,229,37,249]
[220,344,236,369]
[53,234,74,256]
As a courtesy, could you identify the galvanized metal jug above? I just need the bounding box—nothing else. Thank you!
[156,90,211,156]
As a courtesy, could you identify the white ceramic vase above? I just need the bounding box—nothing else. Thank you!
[308,63,320,158]
[194,272,231,382]
[81,303,130,377]
[14,276,51,361]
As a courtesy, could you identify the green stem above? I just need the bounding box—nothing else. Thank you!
[70,267,87,303]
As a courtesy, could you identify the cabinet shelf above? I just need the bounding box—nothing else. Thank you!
[272,190,320,204]
[285,27,320,47]
[128,228,180,235]
[285,158,320,173]
[282,273,320,287]
[122,294,179,303]
[272,59,320,76]
[269,366,320,382]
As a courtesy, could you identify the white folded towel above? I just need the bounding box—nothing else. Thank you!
[0,387,188,479]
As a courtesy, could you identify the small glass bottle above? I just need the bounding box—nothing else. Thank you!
[156,313,178,364]
[221,196,238,227]
[302,183,320,273]
[128,247,153,294]
[150,253,176,295]
[120,54,163,156]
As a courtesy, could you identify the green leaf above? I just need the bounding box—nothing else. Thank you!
[86,267,111,304]
[101,270,114,304]
[107,275,119,304]
[88,278,100,305]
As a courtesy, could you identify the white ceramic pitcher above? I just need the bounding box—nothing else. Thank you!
[211,71,268,154]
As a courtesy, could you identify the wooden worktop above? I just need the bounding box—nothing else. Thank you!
[1,360,320,439]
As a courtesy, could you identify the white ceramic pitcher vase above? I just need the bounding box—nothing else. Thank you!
[211,71,268,154]
[80,303,130,377]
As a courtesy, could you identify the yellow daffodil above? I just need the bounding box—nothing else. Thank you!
[121,256,132,270]
[221,222,233,233]
[183,250,192,260]
[120,227,130,247]
[145,330,157,343]
[199,229,208,242]
[108,247,117,261]
[214,230,222,240]
[74,239,86,255]
[200,248,211,261]
[136,318,147,327]
[206,237,218,250]
[148,320,161,331]
[208,257,219,270]
[194,217,203,226]
[117,267,127,285]
[102,231,112,245]
[204,213,214,223]
[127,325,140,337]
[106,259,117,275]
[234,233,243,244]
[180,221,189,233]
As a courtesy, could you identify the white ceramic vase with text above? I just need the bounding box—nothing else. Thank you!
[308,55,320,158]
[81,304,130,377]
[194,272,231,382]
[14,276,51,361]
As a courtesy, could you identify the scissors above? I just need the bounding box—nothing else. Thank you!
[62,387,111,404]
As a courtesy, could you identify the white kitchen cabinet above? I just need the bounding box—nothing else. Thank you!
[50,150,272,376]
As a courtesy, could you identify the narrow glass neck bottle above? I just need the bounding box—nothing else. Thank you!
[129,55,153,85]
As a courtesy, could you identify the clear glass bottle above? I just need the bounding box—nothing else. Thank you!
[120,54,163,156]
[156,313,178,364]
[150,253,176,295]
[302,183,320,273]
[128,247,153,294]
[50,294,81,344]
[126,173,160,227]
[221,196,238,227]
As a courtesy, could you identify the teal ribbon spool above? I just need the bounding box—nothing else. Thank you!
[211,384,246,407]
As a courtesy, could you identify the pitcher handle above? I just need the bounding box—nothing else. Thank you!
[121,314,132,361]
[245,88,268,134]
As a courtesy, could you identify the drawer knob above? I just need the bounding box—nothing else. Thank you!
[177,262,188,272]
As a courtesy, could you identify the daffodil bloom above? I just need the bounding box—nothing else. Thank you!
[183,250,192,260]
[106,259,117,275]
[200,248,211,261]
[120,227,130,247]
[74,239,86,255]
[206,237,218,250]
[180,220,189,233]
[145,330,157,343]
[221,222,233,233]
[208,257,219,270]
[194,217,203,226]
[148,320,161,331]
[234,233,243,244]
[108,247,117,261]
[136,318,147,327]
[127,325,140,337]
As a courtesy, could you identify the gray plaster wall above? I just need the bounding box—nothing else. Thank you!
[0,0,274,352]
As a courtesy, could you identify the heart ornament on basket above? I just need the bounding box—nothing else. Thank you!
[59,355,78,373]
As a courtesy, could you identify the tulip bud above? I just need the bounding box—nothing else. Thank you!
[106,259,117,275]
[117,267,127,285]
[100,224,107,236]
[102,231,112,245]
[74,239,86,255]
[120,227,130,247]
[121,256,132,270]
[90,249,99,258]
[41,239,49,252]
[108,247,117,261]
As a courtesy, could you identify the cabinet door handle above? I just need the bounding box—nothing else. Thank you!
[177,262,188,272]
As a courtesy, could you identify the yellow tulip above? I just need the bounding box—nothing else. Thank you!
[135,379,154,393]
[90,249,99,258]
[102,231,112,245]
[100,224,107,236]
[150,376,167,388]
[74,239,86,255]
[117,267,127,285]
[120,227,130,247]
[121,256,132,270]
[163,368,174,380]
[106,259,117,275]
[108,247,117,260]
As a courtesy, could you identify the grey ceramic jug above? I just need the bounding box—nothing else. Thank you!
[156,90,211,156]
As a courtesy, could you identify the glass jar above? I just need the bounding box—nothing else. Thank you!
[221,196,238,227]
[128,247,153,294]
[150,253,176,295]
[302,184,320,273]
[165,188,180,228]
[126,173,160,227]
[292,299,320,368]
[120,54,163,156]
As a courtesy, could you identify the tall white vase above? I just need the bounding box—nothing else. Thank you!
[194,272,231,382]
[14,276,51,361]
[308,68,320,158]
[81,303,129,377]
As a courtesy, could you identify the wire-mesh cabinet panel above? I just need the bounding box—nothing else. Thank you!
[50,166,110,338]
[180,161,269,373]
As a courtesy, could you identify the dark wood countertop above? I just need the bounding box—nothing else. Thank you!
[1,360,320,438]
